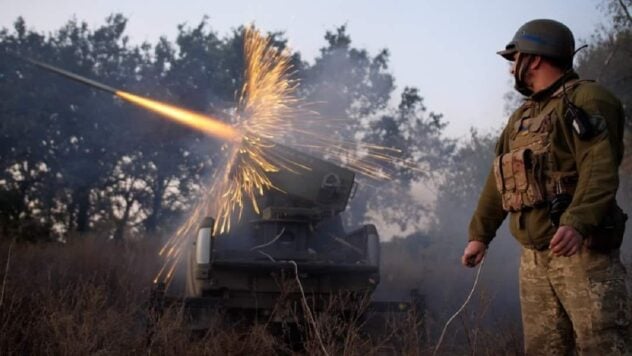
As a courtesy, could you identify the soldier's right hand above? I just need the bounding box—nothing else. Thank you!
[462,241,487,267]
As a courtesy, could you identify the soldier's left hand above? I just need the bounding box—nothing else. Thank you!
[549,225,583,257]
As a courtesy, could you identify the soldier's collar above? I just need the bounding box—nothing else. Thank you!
[529,71,580,102]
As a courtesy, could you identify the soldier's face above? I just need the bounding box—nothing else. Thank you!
[511,52,535,96]
[510,52,519,75]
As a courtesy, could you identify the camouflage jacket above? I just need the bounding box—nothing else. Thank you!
[468,72,625,249]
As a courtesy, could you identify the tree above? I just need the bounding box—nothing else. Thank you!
[0,16,453,243]
[299,27,454,236]
[354,87,454,234]
[431,129,497,239]
[0,15,222,240]
[300,25,394,133]
[578,0,632,131]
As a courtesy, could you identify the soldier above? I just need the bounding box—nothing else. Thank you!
[461,19,630,354]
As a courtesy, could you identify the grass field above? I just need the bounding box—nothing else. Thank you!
[0,237,628,355]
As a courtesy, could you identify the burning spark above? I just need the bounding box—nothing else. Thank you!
[153,26,298,284]
[151,26,421,287]
[213,25,301,233]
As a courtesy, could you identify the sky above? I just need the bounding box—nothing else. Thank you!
[0,0,607,139]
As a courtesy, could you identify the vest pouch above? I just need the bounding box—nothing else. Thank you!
[513,148,546,209]
[586,204,628,252]
[493,152,522,211]
[522,149,546,208]
[493,149,546,212]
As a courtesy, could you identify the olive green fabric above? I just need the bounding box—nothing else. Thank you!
[468,72,626,249]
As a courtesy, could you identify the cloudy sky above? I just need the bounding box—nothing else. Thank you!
[1,0,607,138]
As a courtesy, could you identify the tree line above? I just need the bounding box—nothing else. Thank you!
[0,15,452,241]
[0,0,630,243]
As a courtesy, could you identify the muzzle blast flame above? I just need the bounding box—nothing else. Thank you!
[20,57,240,142]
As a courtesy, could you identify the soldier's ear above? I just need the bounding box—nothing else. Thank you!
[529,56,543,70]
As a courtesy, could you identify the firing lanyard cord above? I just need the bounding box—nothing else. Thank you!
[289,260,330,356]
[250,228,286,251]
[432,257,486,356]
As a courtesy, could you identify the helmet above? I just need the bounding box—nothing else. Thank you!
[497,19,575,64]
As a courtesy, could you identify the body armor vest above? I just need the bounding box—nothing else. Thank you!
[493,81,584,212]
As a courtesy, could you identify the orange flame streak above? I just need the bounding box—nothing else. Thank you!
[115,91,241,142]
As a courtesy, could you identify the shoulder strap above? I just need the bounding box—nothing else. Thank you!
[551,79,594,98]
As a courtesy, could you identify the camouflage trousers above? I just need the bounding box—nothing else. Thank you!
[519,246,631,355]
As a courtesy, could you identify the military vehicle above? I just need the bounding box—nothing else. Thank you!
[180,143,384,327]
[14,54,418,330]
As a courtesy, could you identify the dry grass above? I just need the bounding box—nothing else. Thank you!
[0,238,412,355]
[0,238,154,355]
[0,237,628,355]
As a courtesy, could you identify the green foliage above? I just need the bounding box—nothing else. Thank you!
[0,16,452,242]
[432,130,498,239]
[301,25,394,123]
[349,87,455,232]
[0,16,231,240]
[578,0,632,131]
